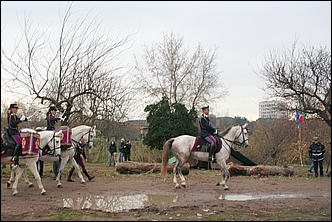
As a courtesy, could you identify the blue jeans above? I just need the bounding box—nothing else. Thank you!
[53,160,60,177]
[119,152,124,162]
[308,161,314,171]
[109,153,116,165]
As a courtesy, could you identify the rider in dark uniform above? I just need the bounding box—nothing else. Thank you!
[7,103,28,165]
[46,106,64,179]
[199,105,218,162]
[46,106,62,131]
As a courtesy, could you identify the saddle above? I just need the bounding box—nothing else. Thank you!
[191,134,222,153]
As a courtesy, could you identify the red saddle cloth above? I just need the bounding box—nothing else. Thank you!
[20,131,40,155]
[60,126,72,149]
[191,135,222,153]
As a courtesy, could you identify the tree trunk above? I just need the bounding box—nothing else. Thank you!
[115,161,190,175]
[228,163,294,176]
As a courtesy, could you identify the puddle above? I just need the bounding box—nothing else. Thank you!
[62,194,178,212]
[218,193,330,201]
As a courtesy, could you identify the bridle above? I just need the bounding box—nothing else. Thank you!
[219,125,248,150]
[39,131,62,157]
[72,126,95,147]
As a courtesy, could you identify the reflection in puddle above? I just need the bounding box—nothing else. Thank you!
[62,194,178,212]
[218,193,330,201]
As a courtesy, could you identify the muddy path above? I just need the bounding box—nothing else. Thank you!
[1,164,331,221]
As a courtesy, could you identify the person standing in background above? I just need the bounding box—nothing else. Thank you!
[308,136,325,178]
[118,138,126,163]
[123,140,132,161]
[108,140,117,166]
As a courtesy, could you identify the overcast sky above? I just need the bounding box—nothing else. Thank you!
[1,1,331,120]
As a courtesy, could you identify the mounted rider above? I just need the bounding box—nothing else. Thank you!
[199,105,218,163]
[45,105,64,180]
[46,106,64,131]
[7,103,29,165]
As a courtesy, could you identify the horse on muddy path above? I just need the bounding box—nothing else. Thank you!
[54,125,96,188]
[161,123,249,190]
[2,128,62,195]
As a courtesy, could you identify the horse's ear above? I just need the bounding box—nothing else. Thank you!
[243,123,248,128]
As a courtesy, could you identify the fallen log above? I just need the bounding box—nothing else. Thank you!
[228,163,294,176]
[115,161,190,175]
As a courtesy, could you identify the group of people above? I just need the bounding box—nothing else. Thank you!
[108,138,132,165]
[4,102,330,179]
[6,103,94,182]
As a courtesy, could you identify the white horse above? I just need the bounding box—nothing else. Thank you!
[1,128,62,195]
[161,123,249,190]
[55,125,96,188]
[6,129,62,189]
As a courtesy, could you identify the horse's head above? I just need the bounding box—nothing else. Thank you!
[72,125,96,149]
[237,123,249,148]
[38,130,62,155]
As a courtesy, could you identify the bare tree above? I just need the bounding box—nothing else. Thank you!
[132,31,227,111]
[258,41,331,127]
[1,2,136,126]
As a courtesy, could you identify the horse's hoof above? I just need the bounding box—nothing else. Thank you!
[13,192,18,196]
[29,184,34,188]
[223,187,229,190]
[6,182,11,188]
[181,184,186,188]
[57,184,63,188]
[41,191,46,195]
[175,185,181,189]
[81,181,86,185]
[216,183,220,186]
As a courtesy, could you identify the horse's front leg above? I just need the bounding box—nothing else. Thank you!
[56,157,68,188]
[70,158,86,184]
[28,162,46,195]
[217,161,230,190]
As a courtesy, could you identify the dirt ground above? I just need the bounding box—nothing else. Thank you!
[1,163,331,221]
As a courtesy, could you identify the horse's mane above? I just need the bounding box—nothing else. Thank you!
[20,128,37,133]
[219,125,235,137]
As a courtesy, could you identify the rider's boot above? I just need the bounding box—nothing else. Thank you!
[212,145,217,163]
[11,144,20,165]
[67,167,75,182]
[83,168,95,181]
[208,143,214,162]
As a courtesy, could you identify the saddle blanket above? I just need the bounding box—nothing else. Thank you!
[191,136,222,153]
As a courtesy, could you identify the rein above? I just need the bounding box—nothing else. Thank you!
[218,125,248,151]
[71,126,94,147]
[38,131,62,157]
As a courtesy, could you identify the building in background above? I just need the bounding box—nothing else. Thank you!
[259,100,288,119]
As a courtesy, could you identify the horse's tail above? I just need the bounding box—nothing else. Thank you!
[161,138,175,178]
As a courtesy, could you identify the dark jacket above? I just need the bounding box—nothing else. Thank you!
[199,114,216,138]
[119,141,126,153]
[7,111,26,135]
[123,143,131,154]
[75,142,87,160]
[108,142,117,154]
[46,112,61,131]
[308,142,325,162]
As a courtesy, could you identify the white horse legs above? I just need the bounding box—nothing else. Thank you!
[173,161,187,189]
[8,166,34,188]
[216,160,230,190]
[11,164,46,196]
[56,154,86,188]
